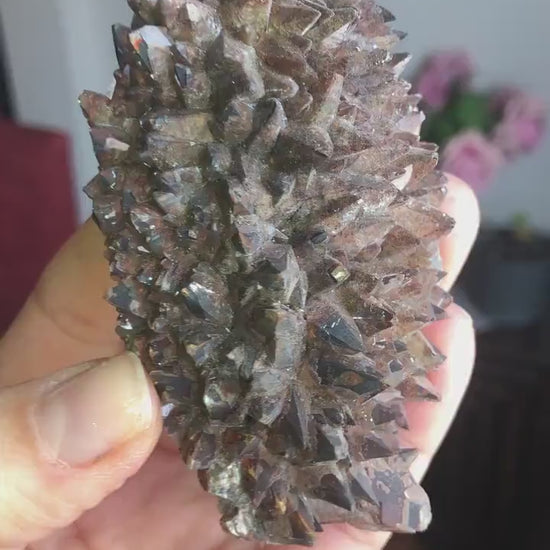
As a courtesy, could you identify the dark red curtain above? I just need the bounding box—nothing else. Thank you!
[0,120,76,333]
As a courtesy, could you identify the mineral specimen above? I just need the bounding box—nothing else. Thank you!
[82,0,454,545]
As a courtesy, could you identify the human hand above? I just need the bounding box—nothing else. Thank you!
[0,175,479,550]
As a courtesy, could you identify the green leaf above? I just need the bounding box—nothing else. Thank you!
[421,110,458,146]
[448,92,498,134]
[420,90,501,147]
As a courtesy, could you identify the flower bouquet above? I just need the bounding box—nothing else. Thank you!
[415,51,546,194]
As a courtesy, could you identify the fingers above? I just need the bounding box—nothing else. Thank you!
[315,181,478,550]
[0,353,162,549]
[276,304,476,550]
[439,174,480,291]
[403,303,476,478]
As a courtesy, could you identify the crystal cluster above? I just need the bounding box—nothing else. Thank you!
[82,0,454,545]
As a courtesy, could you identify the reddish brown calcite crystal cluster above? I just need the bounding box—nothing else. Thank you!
[81,0,454,545]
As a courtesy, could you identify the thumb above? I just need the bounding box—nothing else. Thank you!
[0,353,161,548]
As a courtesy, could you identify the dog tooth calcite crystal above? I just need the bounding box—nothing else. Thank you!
[82,0,454,545]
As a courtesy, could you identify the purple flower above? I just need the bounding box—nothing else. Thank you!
[441,131,505,193]
[415,51,474,110]
[492,89,546,158]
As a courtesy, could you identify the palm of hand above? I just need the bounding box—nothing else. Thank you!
[41,442,259,550]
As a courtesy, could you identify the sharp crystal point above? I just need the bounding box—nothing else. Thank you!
[82,0,454,545]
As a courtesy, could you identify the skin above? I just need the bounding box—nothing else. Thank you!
[0,174,479,550]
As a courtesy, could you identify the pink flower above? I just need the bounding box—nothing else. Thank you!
[441,131,505,193]
[415,51,474,109]
[492,89,546,158]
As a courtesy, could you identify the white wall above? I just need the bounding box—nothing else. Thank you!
[55,0,133,219]
[2,0,549,230]
[1,0,131,220]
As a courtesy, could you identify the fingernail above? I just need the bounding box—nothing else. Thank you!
[33,353,154,467]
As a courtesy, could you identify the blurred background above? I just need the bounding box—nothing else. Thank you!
[0,1,548,548]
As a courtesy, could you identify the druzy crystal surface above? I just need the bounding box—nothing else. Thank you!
[82,0,454,545]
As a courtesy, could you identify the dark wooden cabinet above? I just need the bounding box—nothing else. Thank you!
[389,325,550,550]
